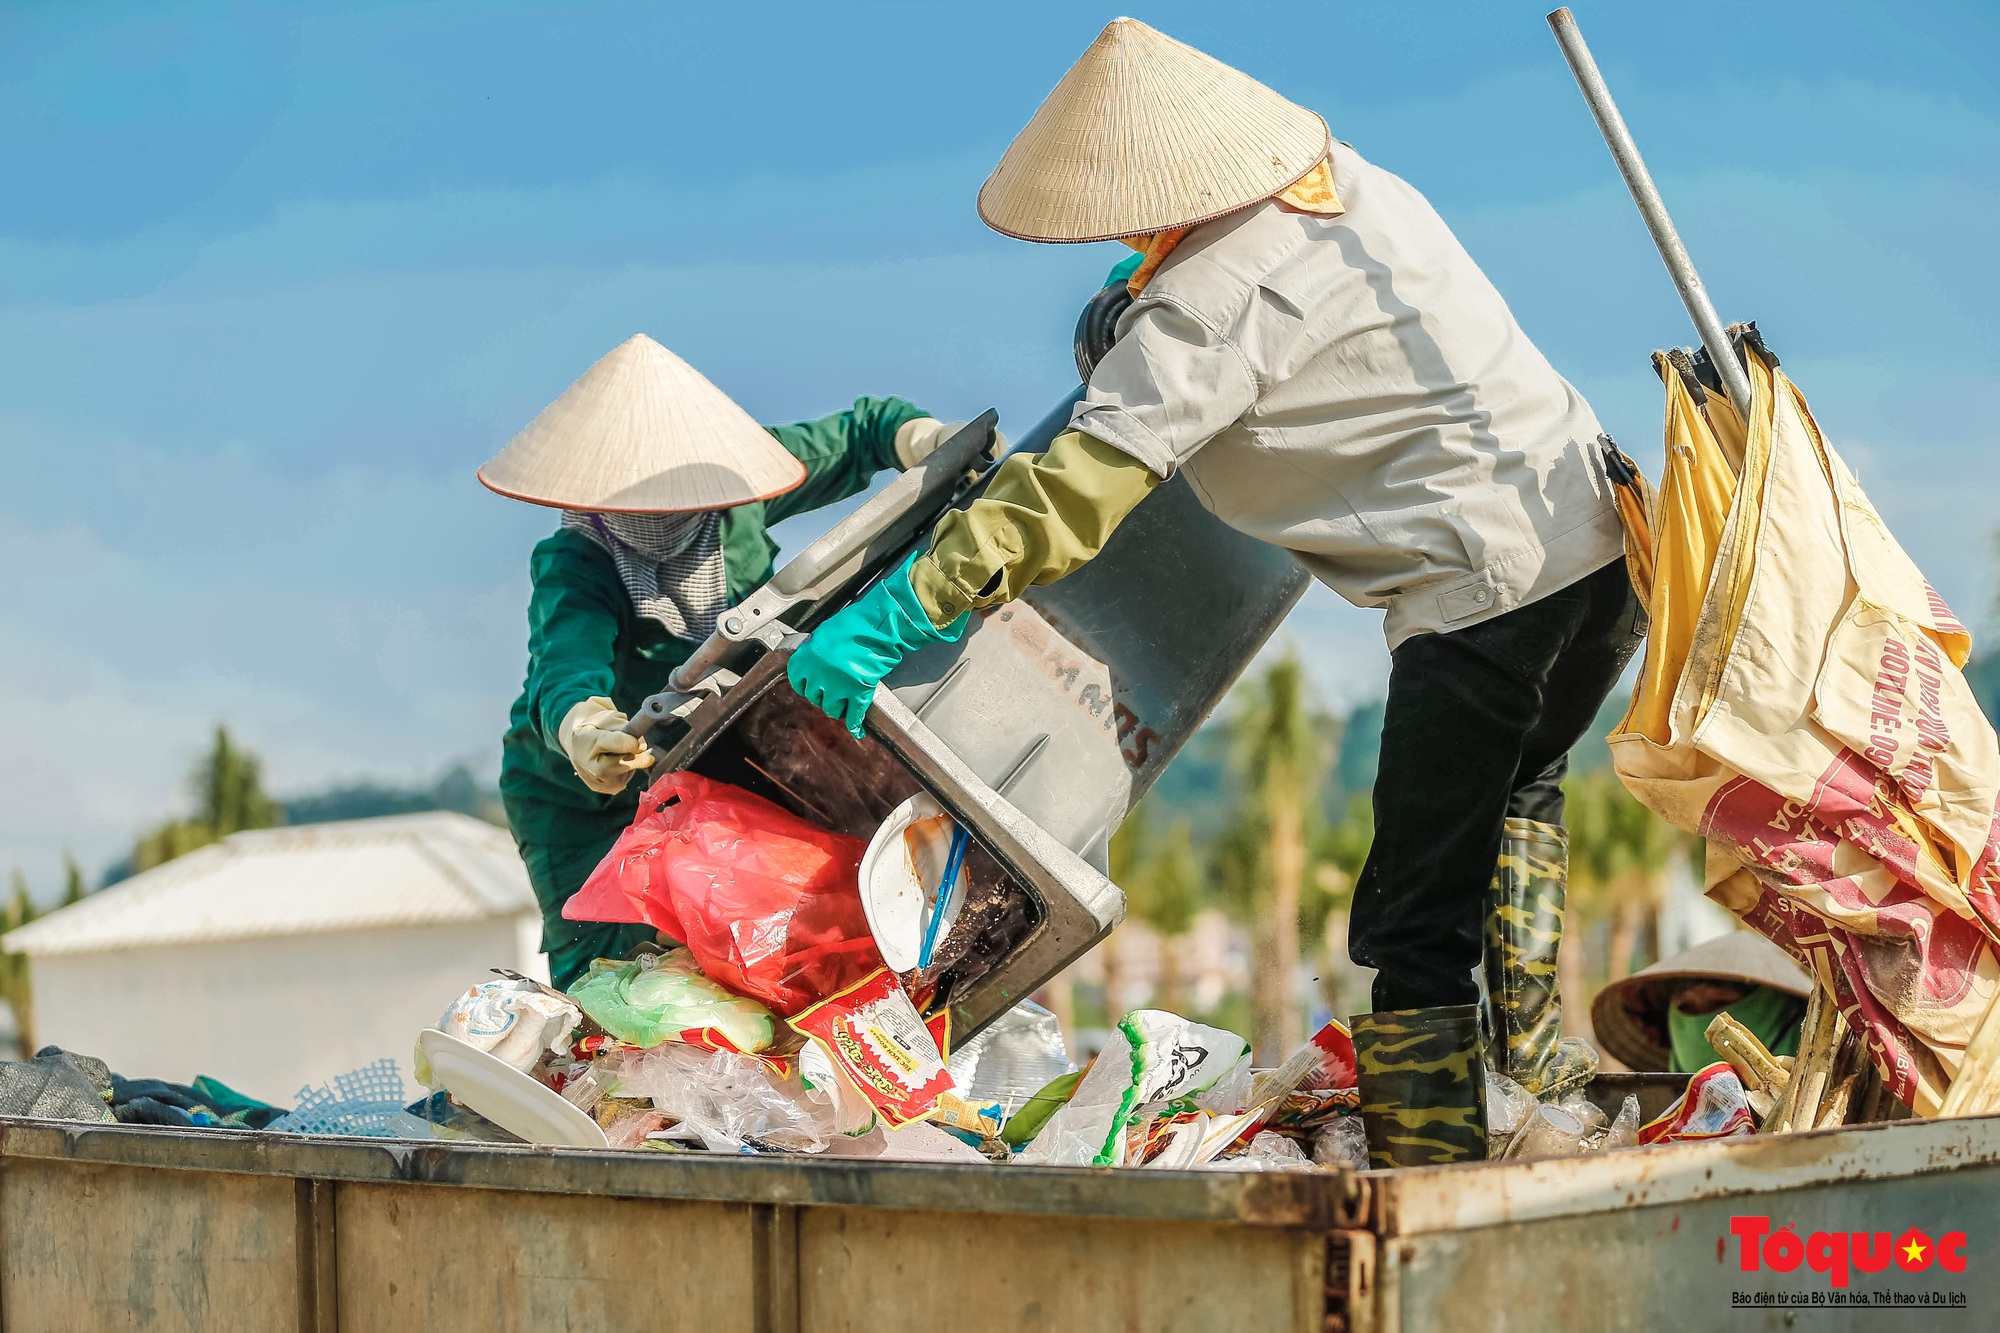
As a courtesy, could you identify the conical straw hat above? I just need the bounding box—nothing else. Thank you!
[1590,932,1813,1072]
[978,18,1330,243]
[478,334,805,513]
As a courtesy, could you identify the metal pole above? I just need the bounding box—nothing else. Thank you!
[1546,7,1754,416]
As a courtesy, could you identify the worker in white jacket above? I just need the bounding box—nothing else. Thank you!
[789,18,1645,1167]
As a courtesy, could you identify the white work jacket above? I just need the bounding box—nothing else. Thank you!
[1072,144,1624,648]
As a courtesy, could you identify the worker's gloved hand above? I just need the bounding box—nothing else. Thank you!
[559,696,655,795]
[894,417,1008,471]
[787,554,969,738]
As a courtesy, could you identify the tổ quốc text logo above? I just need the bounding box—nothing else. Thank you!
[1729,1216,1967,1290]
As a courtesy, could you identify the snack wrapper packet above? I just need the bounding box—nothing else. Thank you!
[416,978,579,1083]
[790,968,955,1127]
[1638,1062,1758,1145]
[563,771,883,1014]
[932,1091,1001,1139]
[1250,1017,1361,1138]
[1016,1011,1250,1167]
[567,950,776,1054]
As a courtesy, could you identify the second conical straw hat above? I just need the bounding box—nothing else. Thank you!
[478,334,805,513]
[978,18,1330,243]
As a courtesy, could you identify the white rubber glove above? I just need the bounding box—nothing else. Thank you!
[894,418,1008,470]
[558,696,654,795]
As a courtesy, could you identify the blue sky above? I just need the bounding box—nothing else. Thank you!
[1,0,1994,887]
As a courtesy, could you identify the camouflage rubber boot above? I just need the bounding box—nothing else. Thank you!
[1353,1005,1488,1168]
[1484,817,1597,1098]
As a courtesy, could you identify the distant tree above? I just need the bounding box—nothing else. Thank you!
[132,727,283,873]
[1128,819,1203,1013]
[1098,801,1156,1019]
[1228,654,1328,1062]
[1331,700,1383,804]
[1564,767,1684,1018]
[1607,774,1678,976]
[1,869,38,1051]
[60,853,86,907]
[1304,793,1373,1020]
[283,763,504,827]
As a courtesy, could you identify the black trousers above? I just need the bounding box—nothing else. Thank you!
[1350,558,1646,1012]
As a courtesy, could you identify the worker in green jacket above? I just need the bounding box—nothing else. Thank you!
[480,333,967,989]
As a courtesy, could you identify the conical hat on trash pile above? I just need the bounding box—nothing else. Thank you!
[977,18,1331,243]
[478,334,805,513]
[1590,931,1813,1072]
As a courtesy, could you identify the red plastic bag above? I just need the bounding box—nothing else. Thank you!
[563,771,883,1015]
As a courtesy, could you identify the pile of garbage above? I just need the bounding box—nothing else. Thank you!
[386,768,1356,1165]
[399,769,1838,1167]
[417,957,1373,1168]
[0,768,1882,1167]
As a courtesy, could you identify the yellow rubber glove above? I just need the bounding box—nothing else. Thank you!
[558,696,655,795]
[908,430,1160,627]
[893,417,1009,470]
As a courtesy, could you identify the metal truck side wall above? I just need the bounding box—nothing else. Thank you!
[0,1151,1325,1332]
[4,1113,1998,1332]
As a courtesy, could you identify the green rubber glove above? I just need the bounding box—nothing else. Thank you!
[787,553,968,738]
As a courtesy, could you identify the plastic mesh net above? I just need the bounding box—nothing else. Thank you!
[266,1058,431,1139]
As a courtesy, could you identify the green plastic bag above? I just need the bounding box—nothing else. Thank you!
[568,950,776,1054]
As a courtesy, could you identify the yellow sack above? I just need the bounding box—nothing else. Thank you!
[1611,334,2000,1116]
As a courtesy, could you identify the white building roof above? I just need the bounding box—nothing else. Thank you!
[4,813,536,957]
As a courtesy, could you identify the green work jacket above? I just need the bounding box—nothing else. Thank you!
[499,396,928,851]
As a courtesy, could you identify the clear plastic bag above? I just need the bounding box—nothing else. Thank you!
[1596,1094,1641,1152]
[417,979,579,1084]
[603,1107,673,1151]
[1311,1115,1368,1170]
[1557,1093,1609,1135]
[1483,1071,1537,1158]
[818,1117,990,1163]
[1207,1130,1314,1172]
[1502,1102,1593,1160]
[1015,1011,1250,1167]
[600,1043,838,1153]
[799,1042,879,1138]
[945,1000,1074,1120]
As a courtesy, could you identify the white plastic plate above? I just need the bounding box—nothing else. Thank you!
[859,792,964,972]
[416,1028,608,1149]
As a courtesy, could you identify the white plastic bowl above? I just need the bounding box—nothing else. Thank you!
[859,792,965,973]
[416,1028,608,1149]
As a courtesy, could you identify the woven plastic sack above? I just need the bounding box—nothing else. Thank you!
[0,1047,114,1123]
[267,1059,431,1139]
[563,771,882,1015]
[1611,337,2000,1115]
